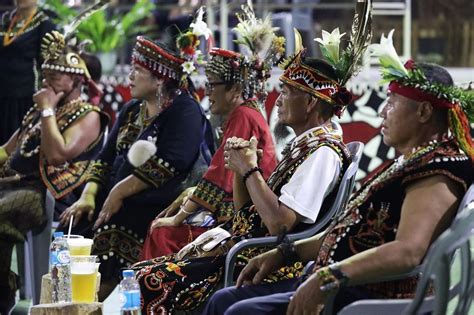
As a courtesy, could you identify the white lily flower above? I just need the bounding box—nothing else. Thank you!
[182,61,196,74]
[369,29,408,76]
[314,28,346,63]
[190,7,212,39]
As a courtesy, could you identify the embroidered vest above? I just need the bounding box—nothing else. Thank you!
[315,138,472,298]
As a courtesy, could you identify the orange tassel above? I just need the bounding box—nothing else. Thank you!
[449,106,474,162]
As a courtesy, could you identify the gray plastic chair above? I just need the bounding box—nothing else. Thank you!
[223,141,364,287]
[22,190,55,305]
[331,183,474,315]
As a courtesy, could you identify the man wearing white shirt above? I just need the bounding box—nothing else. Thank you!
[223,55,352,237]
[203,46,358,315]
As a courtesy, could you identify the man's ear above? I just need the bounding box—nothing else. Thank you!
[417,101,434,123]
[306,95,318,114]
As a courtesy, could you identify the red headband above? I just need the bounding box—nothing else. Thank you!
[388,81,455,109]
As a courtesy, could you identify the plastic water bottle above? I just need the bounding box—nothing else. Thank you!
[50,231,72,303]
[119,269,141,314]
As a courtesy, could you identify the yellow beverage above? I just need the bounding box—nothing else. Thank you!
[68,238,93,256]
[70,245,91,256]
[71,271,97,303]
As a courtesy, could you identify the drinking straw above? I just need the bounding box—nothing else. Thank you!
[67,215,74,239]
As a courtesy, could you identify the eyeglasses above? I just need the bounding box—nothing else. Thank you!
[205,81,227,91]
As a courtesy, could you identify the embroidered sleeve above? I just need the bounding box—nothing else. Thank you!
[191,178,230,211]
[85,160,112,186]
[133,157,177,188]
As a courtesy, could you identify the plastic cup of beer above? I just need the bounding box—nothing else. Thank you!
[68,238,93,256]
[71,255,99,303]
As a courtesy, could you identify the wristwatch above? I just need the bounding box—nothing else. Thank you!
[40,108,55,118]
[328,263,350,287]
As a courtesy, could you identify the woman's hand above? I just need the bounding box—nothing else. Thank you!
[150,214,182,230]
[156,186,196,219]
[59,193,95,227]
[93,187,124,229]
[224,136,259,176]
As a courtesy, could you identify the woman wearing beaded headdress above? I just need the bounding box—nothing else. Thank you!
[128,1,371,313]
[139,6,279,261]
[0,3,109,312]
[59,33,213,299]
[0,0,55,144]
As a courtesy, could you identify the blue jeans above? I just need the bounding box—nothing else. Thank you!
[203,279,298,315]
[203,277,378,315]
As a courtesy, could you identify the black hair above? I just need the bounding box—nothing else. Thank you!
[416,62,454,86]
[80,52,102,82]
[416,62,453,126]
[304,57,339,82]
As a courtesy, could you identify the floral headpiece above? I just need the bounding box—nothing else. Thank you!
[176,7,211,80]
[280,0,372,116]
[132,36,186,82]
[370,29,474,160]
[41,0,110,79]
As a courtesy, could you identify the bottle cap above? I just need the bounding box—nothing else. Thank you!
[53,231,64,239]
[122,270,135,278]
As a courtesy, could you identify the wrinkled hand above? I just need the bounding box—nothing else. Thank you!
[33,81,64,110]
[224,136,259,176]
[59,194,95,227]
[150,215,182,230]
[286,273,328,315]
[156,186,196,219]
[236,249,284,287]
[93,188,123,230]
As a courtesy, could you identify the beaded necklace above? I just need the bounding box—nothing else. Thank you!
[345,137,447,212]
[19,98,84,158]
[2,9,37,46]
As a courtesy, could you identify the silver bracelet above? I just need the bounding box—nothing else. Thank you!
[180,205,194,215]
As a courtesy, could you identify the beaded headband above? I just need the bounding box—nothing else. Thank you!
[205,48,245,83]
[280,49,348,106]
[41,31,91,78]
[132,36,186,82]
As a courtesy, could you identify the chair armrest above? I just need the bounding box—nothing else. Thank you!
[224,236,280,287]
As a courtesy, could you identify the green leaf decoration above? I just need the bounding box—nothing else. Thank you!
[44,0,155,52]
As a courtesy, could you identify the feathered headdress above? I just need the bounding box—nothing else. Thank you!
[232,0,286,99]
[41,0,110,79]
[279,0,372,116]
[370,29,474,161]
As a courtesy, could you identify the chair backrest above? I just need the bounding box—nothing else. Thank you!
[223,141,364,287]
[404,198,474,315]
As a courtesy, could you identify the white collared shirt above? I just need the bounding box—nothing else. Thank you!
[279,121,343,223]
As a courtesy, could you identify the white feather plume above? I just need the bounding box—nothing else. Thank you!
[127,140,157,167]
